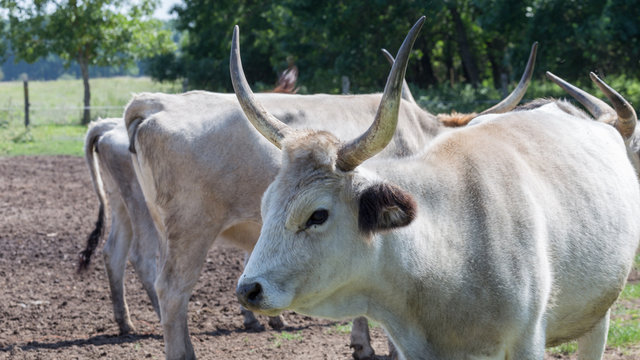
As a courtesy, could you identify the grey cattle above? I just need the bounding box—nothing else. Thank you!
[108,26,535,360]
[82,118,161,333]
[234,18,640,360]
[82,117,286,333]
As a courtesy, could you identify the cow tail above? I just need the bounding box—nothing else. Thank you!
[78,120,110,272]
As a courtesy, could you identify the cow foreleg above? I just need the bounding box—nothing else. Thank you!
[577,309,610,360]
[240,305,264,331]
[387,335,399,360]
[103,210,135,335]
[156,233,213,360]
[350,316,375,359]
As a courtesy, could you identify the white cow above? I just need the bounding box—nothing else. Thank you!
[82,118,161,334]
[234,18,640,360]
[79,67,309,336]
[112,25,535,360]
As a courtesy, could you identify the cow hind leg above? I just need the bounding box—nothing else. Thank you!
[129,232,160,319]
[103,214,135,335]
[350,316,375,360]
[577,309,610,360]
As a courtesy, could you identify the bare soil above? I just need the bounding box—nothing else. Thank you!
[0,155,638,359]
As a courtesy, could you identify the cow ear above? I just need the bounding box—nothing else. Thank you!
[358,183,417,234]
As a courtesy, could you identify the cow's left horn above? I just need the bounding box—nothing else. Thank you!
[479,42,538,115]
[230,25,293,149]
[337,16,425,171]
[589,72,637,139]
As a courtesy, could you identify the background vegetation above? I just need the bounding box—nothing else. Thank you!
[143,0,639,96]
[0,77,180,156]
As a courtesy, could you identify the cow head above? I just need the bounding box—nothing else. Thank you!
[232,18,424,318]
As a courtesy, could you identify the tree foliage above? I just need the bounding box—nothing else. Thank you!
[82,0,640,96]
[1,0,176,124]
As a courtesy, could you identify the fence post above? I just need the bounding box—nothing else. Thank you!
[23,76,30,128]
[341,76,350,94]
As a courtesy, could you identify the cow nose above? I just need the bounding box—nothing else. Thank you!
[236,281,263,307]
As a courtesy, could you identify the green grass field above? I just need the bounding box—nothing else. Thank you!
[0,76,181,126]
[0,76,180,156]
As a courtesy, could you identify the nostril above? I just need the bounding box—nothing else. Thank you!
[237,282,263,306]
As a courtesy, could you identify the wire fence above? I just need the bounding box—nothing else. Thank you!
[0,104,127,127]
[0,99,519,128]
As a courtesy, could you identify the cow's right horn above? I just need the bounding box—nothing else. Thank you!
[230,25,293,149]
[381,48,417,104]
[479,42,538,115]
[546,71,636,139]
[589,72,636,139]
[337,17,425,172]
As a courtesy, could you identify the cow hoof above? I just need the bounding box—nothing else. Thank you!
[243,318,265,332]
[118,322,135,336]
[268,316,286,330]
[350,343,375,360]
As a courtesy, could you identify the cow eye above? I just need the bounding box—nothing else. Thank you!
[305,209,329,228]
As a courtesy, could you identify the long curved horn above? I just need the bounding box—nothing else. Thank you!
[337,17,425,171]
[589,72,637,139]
[230,25,294,149]
[381,48,416,104]
[545,71,617,126]
[479,42,538,115]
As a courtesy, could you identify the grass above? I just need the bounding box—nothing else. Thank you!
[0,76,180,157]
[0,124,87,156]
[0,76,181,126]
[326,321,352,335]
[271,330,304,348]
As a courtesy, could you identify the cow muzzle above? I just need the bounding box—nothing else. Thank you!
[236,281,264,309]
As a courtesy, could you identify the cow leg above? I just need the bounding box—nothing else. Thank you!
[128,224,160,319]
[387,335,399,360]
[350,316,375,359]
[509,319,546,360]
[156,231,215,360]
[577,309,610,360]
[103,207,135,335]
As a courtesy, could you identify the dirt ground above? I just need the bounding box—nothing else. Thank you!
[0,155,638,359]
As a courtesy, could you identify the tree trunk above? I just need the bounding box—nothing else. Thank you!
[416,40,438,87]
[486,42,503,90]
[79,56,91,125]
[448,4,480,87]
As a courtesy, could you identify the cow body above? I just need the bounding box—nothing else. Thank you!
[239,101,640,360]
[124,91,442,359]
[84,117,288,335]
[232,19,639,359]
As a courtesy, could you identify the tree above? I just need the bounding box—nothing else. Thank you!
[0,20,8,62]
[1,0,176,124]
